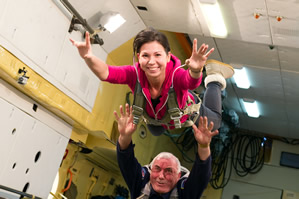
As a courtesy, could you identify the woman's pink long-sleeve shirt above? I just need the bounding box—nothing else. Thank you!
[105,54,202,129]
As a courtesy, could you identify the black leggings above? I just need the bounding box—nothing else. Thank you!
[196,82,222,131]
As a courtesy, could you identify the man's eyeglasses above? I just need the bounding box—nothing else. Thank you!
[151,166,176,176]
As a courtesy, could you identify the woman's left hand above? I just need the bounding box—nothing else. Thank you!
[186,39,214,72]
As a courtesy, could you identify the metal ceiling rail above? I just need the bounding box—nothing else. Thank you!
[60,0,104,45]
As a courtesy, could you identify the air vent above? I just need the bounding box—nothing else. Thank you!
[273,27,299,37]
[137,6,148,11]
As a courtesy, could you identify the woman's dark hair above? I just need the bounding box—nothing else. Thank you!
[133,27,170,55]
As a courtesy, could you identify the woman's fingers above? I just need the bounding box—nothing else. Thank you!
[205,48,214,57]
[195,42,214,57]
[85,31,90,46]
[200,44,208,54]
[192,38,198,54]
[70,38,75,45]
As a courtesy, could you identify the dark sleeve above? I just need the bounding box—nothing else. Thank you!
[117,141,149,199]
[178,154,212,199]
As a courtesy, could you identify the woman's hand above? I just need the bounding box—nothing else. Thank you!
[70,31,93,60]
[192,116,219,146]
[186,39,214,73]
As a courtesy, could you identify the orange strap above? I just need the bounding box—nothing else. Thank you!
[61,168,73,193]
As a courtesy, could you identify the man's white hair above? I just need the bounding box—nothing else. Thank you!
[150,152,181,174]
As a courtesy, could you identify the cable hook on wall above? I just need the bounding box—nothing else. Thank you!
[18,67,29,85]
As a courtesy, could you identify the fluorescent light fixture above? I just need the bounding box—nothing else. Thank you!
[242,99,260,118]
[233,67,250,89]
[199,1,227,38]
[100,12,126,33]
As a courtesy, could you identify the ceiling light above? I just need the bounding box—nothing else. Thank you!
[242,99,260,118]
[199,1,227,38]
[233,67,250,89]
[99,12,126,33]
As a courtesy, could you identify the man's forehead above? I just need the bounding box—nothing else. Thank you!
[153,158,176,168]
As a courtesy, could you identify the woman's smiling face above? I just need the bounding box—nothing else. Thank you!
[138,41,171,79]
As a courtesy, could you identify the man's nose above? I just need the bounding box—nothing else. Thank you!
[158,171,165,178]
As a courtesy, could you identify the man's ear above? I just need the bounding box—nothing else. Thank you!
[178,171,181,179]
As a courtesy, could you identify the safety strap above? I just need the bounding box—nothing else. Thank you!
[132,80,144,125]
[167,87,182,128]
[132,80,201,128]
[142,94,201,129]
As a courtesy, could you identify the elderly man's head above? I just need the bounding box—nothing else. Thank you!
[150,152,181,193]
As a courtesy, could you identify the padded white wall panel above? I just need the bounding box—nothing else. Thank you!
[0,80,72,138]
[0,0,7,21]
[0,98,27,175]
[0,114,69,198]
[0,80,71,198]
[0,0,105,111]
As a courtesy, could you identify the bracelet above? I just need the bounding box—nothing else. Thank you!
[199,143,209,148]
[190,69,201,74]
[190,65,204,74]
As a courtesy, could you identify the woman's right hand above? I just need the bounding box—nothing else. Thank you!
[70,31,93,60]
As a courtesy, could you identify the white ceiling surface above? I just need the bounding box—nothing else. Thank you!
[67,0,299,139]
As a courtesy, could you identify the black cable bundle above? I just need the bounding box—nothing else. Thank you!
[209,130,266,189]
[210,134,234,189]
[231,133,265,177]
